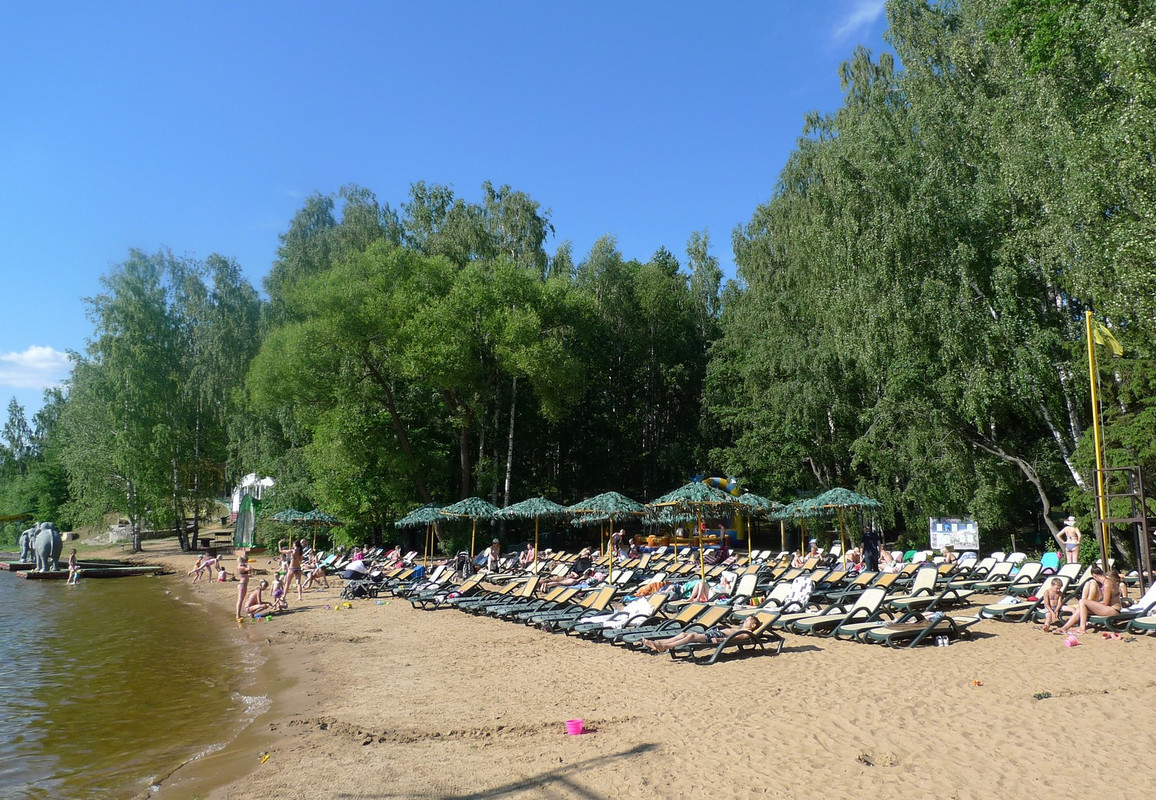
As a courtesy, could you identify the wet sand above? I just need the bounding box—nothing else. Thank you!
[112,540,1156,799]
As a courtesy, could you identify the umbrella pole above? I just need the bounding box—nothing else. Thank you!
[697,507,707,588]
[471,519,477,573]
[609,515,614,585]
[780,520,785,555]
[839,507,847,570]
[534,515,540,575]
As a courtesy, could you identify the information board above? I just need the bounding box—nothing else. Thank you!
[929,517,979,551]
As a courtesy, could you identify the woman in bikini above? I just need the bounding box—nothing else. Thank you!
[642,615,760,653]
[1060,569,1121,634]
[235,555,251,619]
[281,539,306,601]
[1058,516,1082,564]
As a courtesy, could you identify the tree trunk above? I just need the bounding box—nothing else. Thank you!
[503,376,517,507]
[192,396,201,546]
[460,412,473,500]
[961,427,1064,547]
[362,356,433,503]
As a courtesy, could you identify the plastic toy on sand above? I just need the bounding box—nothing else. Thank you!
[565,719,585,735]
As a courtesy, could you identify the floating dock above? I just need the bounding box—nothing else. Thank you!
[5,561,165,579]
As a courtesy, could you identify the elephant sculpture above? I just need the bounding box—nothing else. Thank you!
[19,526,36,563]
[33,522,63,572]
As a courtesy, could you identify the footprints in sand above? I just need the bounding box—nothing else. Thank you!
[856,751,900,767]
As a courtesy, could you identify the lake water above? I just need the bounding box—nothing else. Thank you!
[0,562,267,799]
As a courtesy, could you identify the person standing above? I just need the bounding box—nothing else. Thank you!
[1059,516,1082,564]
[235,555,251,620]
[861,527,880,572]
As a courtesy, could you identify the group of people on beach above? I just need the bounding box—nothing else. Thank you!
[184,537,330,621]
[1039,565,1125,634]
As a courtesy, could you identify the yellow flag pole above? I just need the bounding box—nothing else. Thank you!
[1085,310,1112,567]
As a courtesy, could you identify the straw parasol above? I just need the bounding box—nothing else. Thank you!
[498,497,569,573]
[440,497,501,569]
[734,491,780,557]
[648,481,745,588]
[301,509,339,550]
[395,502,443,566]
[800,488,882,568]
[567,492,648,584]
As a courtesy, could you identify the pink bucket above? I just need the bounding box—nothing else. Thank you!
[1064,634,1079,647]
[565,719,584,736]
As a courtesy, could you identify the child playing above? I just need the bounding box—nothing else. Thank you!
[1041,577,1064,632]
[215,562,229,582]
[244,579,273,618]
[271,575,289,612]
[66,549,79,585]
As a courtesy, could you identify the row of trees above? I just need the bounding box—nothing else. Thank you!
[708,0,1156,551]
[2,0,1152,554]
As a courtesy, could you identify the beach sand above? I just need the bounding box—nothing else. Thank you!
[113,541,1156,799]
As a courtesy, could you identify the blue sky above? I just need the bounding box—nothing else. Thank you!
[0,1,889,419]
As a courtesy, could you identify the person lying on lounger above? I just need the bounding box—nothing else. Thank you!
[641,615,759,652]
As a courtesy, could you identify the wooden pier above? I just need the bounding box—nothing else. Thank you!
[4,561,165,579]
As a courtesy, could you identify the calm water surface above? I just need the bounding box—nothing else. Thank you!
[0,563,266,799]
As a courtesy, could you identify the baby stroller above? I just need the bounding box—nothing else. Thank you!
[340,571,384,600]
[453,551,473,580]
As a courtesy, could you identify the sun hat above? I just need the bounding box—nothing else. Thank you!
[1064,516,1077,525]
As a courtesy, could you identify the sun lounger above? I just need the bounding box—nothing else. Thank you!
[668,611,786,665]
[981,576,1070,623]
[859,611,980,647]
[618,604,731,649]
[955,561,1015,592]
[565,594,671,637]
[527,586,616,627]
[409,574,484,609]
[603,602,712,644]
[790,586,890,636]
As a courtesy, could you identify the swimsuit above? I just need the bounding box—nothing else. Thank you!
[1066,542,1077,551]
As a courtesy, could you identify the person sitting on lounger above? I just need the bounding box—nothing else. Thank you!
[518,543,537,568]
[1060,569,1122,634]
[642,615,759,653]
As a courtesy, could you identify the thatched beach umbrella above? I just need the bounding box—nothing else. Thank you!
[270,509,307,523]
[395,502,443,566]
[648,481,745,588]
[771,499,825,557]
[567,492,648,584]
[735,491,779,557]
[440,497,501,569]
[301,509,339,551]
[801,488,882,568]
[499,497,569,573]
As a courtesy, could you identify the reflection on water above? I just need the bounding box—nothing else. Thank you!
[0,563,264,799]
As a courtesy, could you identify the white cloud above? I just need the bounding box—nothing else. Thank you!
[0,346,72,389]
[832,0,886,44]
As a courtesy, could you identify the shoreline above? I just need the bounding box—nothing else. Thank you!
[94,540,1156,798]
[85,539,329,800]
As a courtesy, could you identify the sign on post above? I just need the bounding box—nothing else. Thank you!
[930,517,979,551]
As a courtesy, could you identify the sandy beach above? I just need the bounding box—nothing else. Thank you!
[112,541,1156,800]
